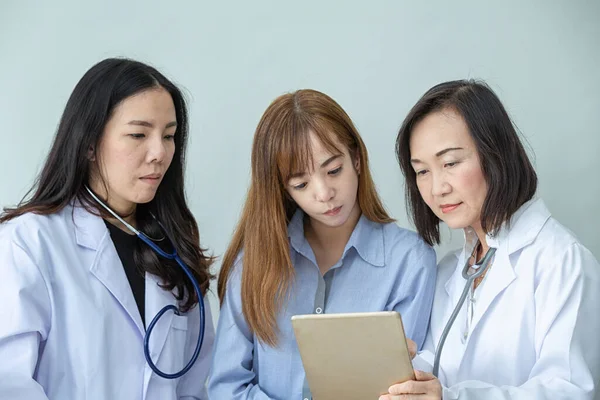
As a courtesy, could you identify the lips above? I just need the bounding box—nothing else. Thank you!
[139,173,162,185]
[324,206,342,216]
[440,203,461,214]
[140,173,161,180]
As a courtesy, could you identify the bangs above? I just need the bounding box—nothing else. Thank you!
[276,117,347,183]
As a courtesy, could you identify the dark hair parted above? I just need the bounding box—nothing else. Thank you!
[396,80,537,246]
[1,58,213,310]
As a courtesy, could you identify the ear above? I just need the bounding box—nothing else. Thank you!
[87,145,96,162]
[353,150,361,174]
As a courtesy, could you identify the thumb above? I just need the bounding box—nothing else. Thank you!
[414,369,436,381]
[406,337,417,359]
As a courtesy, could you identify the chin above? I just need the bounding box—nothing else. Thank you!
[323,214,352,228]
[442,218,470,230]
[133,193,158,204]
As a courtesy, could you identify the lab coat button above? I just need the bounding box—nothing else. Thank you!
[315,307,323,314]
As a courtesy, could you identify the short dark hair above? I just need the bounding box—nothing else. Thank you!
[1,58,213,310]
[396,79,537,246]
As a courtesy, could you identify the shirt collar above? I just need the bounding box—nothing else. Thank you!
[288,208,385,267]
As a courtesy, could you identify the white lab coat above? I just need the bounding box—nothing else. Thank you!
[413,199,600,399]
[0,203,214,400]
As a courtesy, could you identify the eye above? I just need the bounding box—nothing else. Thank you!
[292,182,307,190]
[444,161,458,168]
[129,133,145,139]
[328,166,342,175]
[416,169,429,176]
[164,134,175,140]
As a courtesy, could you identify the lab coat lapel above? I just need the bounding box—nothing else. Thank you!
[466,199,550,340]
[73,205,145,335]
[438,249,470,347]
[467,248,515,335]
[142,274,178,396]
[445,250,468,306]
[144,274,177,361]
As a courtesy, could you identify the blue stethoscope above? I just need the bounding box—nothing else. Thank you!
[86,186,205,379]
[432,242,496,377]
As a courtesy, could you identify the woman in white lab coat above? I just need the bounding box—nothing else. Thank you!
[0,58,215,400]
[382,80,600,399]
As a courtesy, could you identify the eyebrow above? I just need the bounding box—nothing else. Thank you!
[127,120,177,129]
[410,147,464,164]
[288,154,342,180]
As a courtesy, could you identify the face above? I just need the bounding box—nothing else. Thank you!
[89,87,177,215]
[409,108,488,234]
[286,132,360,230]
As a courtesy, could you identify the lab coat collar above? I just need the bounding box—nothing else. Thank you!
[445,199,550,292]
[73,202,105,251]
[444,199,551,334]
[464,198,551,258]
[72,203,180,386]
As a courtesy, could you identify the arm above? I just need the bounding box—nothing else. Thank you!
[386,243,600,400]
[177,293,216,400]
[388,240,437,350]
[411,329,436,374]
[0,235,52,399]
[206,264,277,400]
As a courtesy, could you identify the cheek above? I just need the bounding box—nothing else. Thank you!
[457,165,487,206]
[346,173,359,196]
[165,143,176,165]
[416,179,433,205]
[98,147,138,180]
[286,189,303,206]
[341,167,359,193]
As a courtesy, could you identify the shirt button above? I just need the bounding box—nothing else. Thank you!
[315,307,323,314]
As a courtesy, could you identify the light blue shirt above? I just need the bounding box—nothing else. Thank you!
[208,211,437,399]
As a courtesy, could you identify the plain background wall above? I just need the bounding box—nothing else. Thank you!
[1,0,599,322]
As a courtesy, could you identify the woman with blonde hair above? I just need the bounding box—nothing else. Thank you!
[208,89,437,399]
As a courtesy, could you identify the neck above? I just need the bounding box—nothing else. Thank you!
[471,224,489,261]
[105,216,137,235]
[87,182,137,228]
[304,202,361,252]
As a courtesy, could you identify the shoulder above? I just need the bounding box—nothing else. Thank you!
[0,206,76,260]
[221,250,245,293]
[1,208,67,242]
[534,216,582,252]
[381,221,435,260]
[436,248,462,279]
[377,222,436,277]
[528,216,599,277]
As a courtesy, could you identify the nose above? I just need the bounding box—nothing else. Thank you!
[314,179,335,203]
[146,135,167,164]
[431,171,451,197]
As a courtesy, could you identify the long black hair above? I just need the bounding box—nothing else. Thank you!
[1,58,213,310]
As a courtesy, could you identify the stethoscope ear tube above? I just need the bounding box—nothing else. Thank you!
[432,245,496,377]
[84,185,206,379]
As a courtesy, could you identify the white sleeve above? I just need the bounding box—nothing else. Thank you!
[441,243,600,400]
[177,293,216,400]
[0,235,52,399]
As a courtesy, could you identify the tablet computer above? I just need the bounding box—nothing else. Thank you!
[291,311,415,400]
